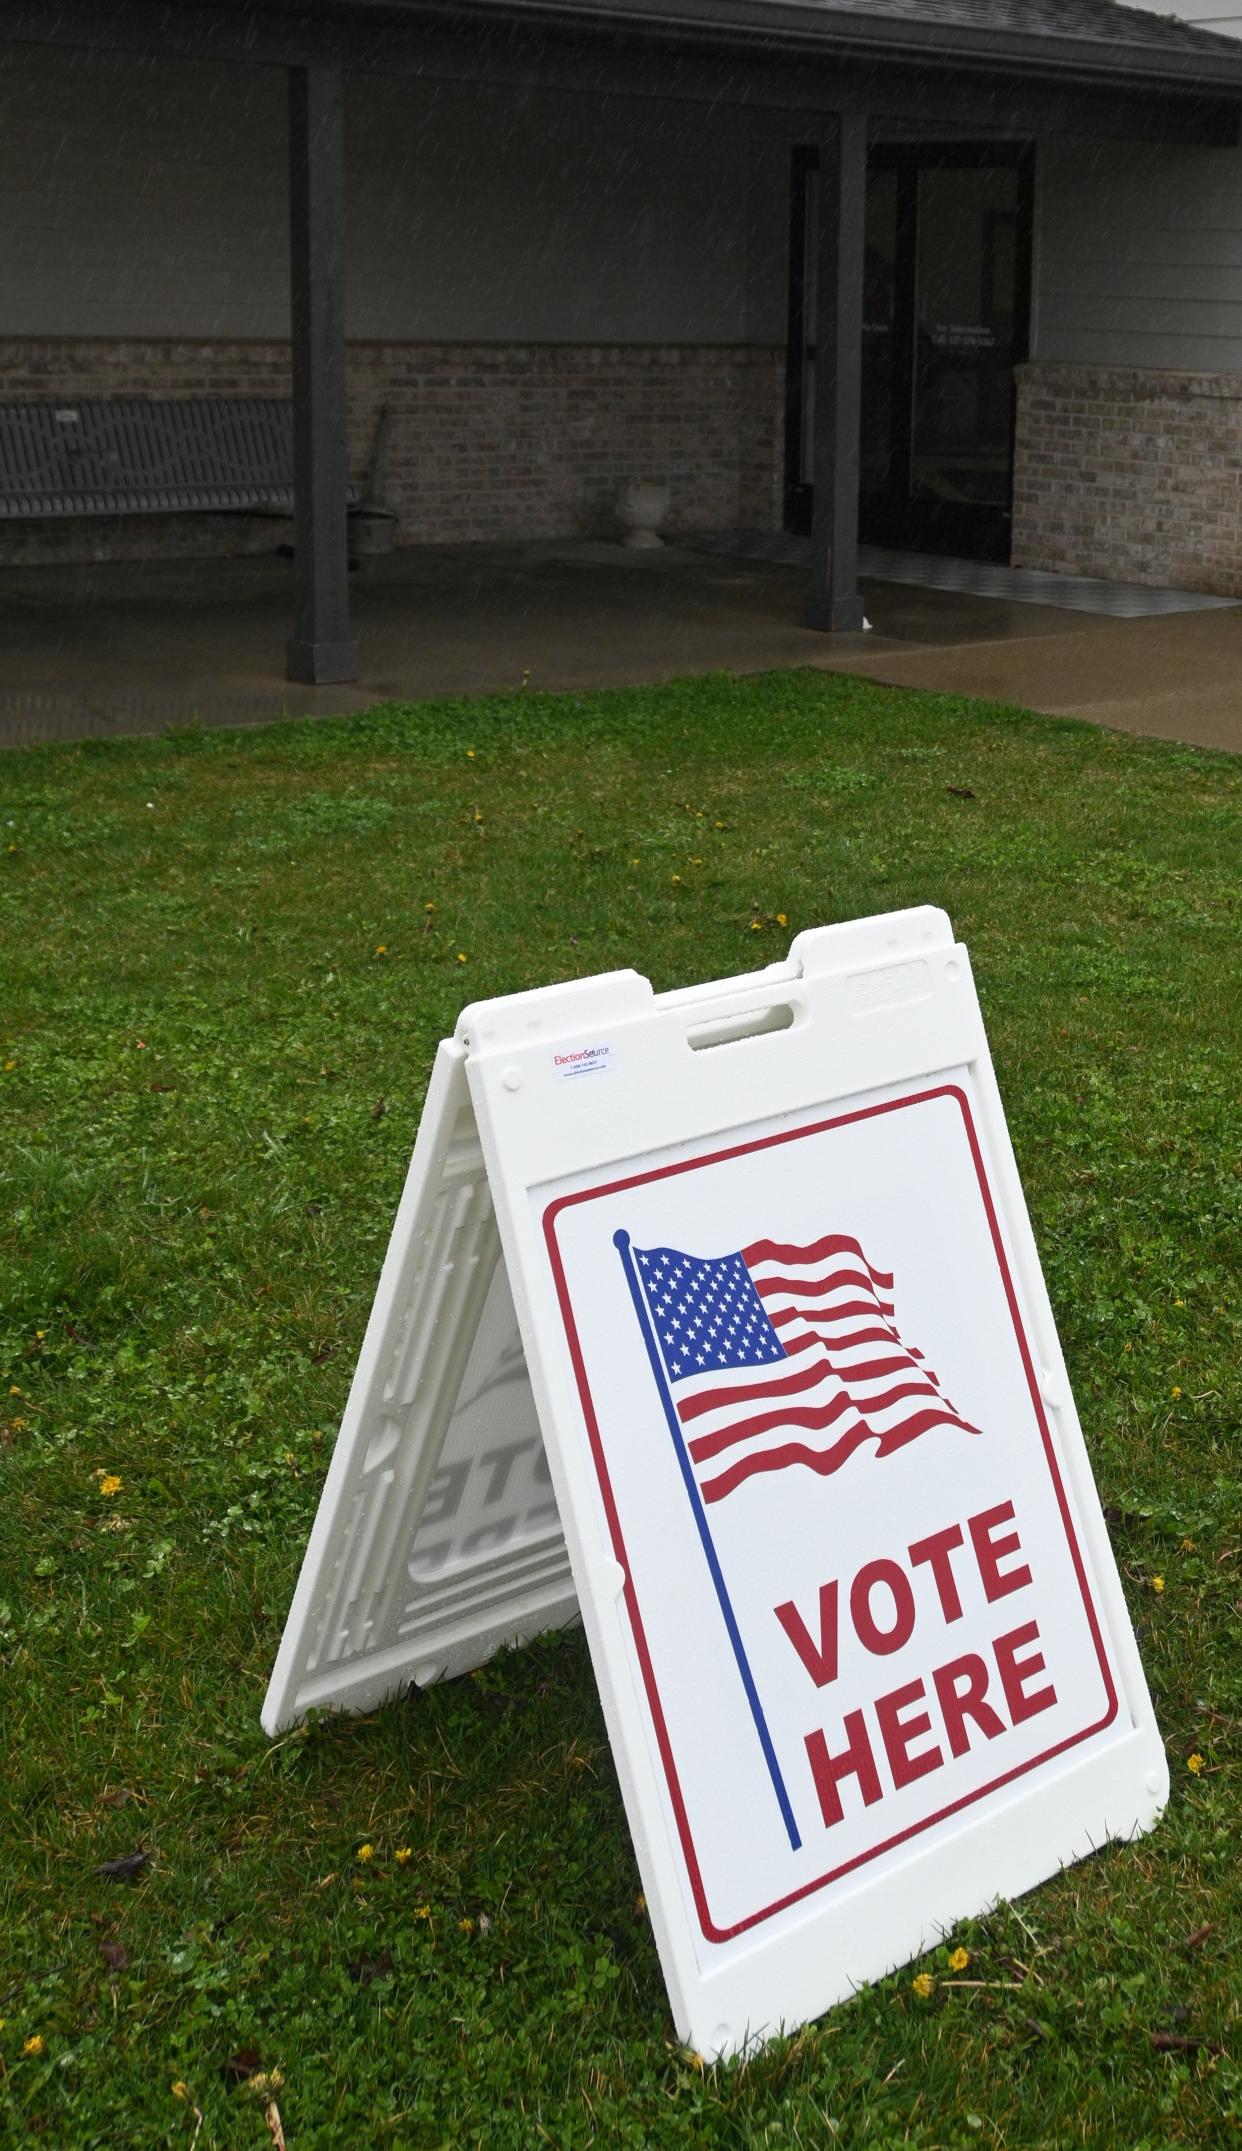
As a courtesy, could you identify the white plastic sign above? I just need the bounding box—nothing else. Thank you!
[264,908,1167,2059]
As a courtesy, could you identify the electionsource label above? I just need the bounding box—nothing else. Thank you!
[553,1043,615,1081]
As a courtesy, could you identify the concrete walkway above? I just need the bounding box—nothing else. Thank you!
[2,539,1240,751]
[846,600,1242,755]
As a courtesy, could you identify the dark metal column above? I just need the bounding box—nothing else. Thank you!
[806,111,867,634]
[287,64,358,684]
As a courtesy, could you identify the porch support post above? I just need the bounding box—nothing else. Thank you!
[806,110,867,633]
[286,63,358,684]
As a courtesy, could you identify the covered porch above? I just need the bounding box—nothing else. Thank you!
[3,538,1239,753]
[6,0,1242,689]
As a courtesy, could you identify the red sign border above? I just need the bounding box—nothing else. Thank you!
[542,1084,1120,1944]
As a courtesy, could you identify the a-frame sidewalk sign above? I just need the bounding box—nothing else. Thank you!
[264,908,1167,2060]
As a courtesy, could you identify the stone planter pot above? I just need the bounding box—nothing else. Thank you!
[348,506,398,557]
[617,480,671,550]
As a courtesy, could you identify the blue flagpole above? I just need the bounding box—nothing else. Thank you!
[614,1229,801,1853]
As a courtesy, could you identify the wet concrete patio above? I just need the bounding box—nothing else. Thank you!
[2,538,1241,752]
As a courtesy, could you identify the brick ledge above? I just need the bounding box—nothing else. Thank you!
[1018,360,1242,402]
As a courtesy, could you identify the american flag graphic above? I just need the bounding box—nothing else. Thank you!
[632,1233,980,1504]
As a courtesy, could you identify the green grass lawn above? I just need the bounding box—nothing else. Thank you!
[1,670,1238,2149]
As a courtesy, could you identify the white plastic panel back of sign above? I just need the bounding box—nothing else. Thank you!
[261,1045,575,1735]
[265,907,1166,2061]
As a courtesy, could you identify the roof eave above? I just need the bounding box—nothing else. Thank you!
[390,0,1242,97]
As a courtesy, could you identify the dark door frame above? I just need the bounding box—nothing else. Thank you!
[785,138,1035,562]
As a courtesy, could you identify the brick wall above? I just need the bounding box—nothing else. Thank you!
[737,347,787,530]
[1013,362,1242,595]
[0,339,787,566]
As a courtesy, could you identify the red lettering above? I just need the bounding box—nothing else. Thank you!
[908,1523,967,1621]
[775,1582,839,1689]
[994,1621,1057,1724]
[850,1559,916,1656]
[875,1678,944,1789]
[933,1652,1006,1757]
[804,1710,883,1827]
[969,1501,1033,1603]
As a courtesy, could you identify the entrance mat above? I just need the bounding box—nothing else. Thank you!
[695,532,1240,619]
[860,547,1241,619]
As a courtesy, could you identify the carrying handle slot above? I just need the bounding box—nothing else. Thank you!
[686,1001,796,1052]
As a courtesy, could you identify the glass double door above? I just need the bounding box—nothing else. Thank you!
[788,143,1033,562]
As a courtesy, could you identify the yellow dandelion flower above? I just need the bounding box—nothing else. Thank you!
[750,920,763,932]
[395,1847,412,1865]
[457,952,468,964]
[912,1972,935,1999]
[671,874,682,886]
[99,1475,122,1498]
[1180,1537,1196,1553]
[35,1330,45,1340]
[1187,1752,1205,1774]
[22,2035,44,2058]
[1152,1575,1165,1594]
[356,1843,375,1863]
[171,2082,189,2100]
[466,748,476,758]
[9,1385,21,1396]
[948,1947,970,1972]
[415,1903,431,1919]
[1171,1385,1183,1399]
[458,1917,475,1935]
[375,944,387,956]
[1174,1298,1184,1307]
[776,913,788,927]
[425,901,436,912]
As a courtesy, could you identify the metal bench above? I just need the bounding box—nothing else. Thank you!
[0,396,357,520]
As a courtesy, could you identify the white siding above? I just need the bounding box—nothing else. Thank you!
[348,78,752,344]
[0,47,757,345]
[14,41,1242,382]
[0,50,289,340]
[1035,135,1242,369]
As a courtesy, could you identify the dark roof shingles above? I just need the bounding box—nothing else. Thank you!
[768,0,1242,61]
